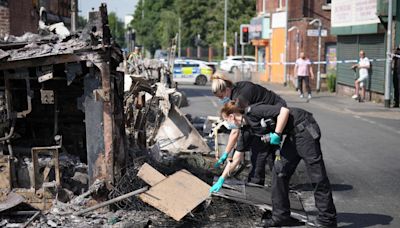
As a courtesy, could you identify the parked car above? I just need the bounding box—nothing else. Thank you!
[219,55,256,72]
[154,49,169,62]
[173,59,213,86]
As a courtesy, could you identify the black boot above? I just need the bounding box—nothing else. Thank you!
[312,220,337,228]
[257,217,305,227]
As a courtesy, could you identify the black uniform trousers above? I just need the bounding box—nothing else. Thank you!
[238,129,273,185]
[271,118,337,225]
[248,136,274,185]
[393,71,400,106]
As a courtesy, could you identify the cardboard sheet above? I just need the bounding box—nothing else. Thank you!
[139,169,210,221]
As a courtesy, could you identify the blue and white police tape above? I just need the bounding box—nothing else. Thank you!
[260,58,387,66]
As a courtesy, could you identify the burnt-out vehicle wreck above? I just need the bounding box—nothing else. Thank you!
[0,3,126,211]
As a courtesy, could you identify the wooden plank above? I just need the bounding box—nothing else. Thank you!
[139,169,210,221]
[137,163,166,186]
[0,155,11,191]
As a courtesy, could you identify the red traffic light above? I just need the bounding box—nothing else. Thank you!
[242,27,248,33]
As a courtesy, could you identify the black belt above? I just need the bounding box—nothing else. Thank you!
[290,117,314,135]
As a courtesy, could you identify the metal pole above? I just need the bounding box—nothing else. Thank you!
[142,0,144,19]
[317,22,322,92]
[234,32,238,55]
[241,44,244,80]
[384,0,393,107]
[71,0,78,32]
[296,30,300,60]
[74,187,148,216]
[197,34,201,59]
[223,0,228,59]
[178,17,181,58]
[283,0,288,86]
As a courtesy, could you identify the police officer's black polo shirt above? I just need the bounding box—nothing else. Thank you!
[230,81,287,108]
[244,103,312,135]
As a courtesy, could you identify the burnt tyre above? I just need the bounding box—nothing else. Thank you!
[195,75,208,86]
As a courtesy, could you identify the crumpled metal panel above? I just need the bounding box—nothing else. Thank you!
[0,192,25,213]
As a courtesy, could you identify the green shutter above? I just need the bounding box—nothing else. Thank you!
[359,34,386,93]
[337,36,359,87]
[337,34,386,93]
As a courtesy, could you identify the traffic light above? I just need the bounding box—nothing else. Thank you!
[240,24,250,45]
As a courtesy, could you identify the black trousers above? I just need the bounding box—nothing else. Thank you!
[271,119,337,224]
[297,76,311,95]
[247,136,274,185]
[393,72,400,106]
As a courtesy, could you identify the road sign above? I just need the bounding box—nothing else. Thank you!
[307,29,327,37]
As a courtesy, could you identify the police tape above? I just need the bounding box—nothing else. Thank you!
[260,58,387,66]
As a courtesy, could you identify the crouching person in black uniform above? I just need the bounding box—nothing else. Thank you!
[211,72,287,185]
[218,101,337,228]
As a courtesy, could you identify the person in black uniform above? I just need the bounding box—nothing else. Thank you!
[392,47,400,108]
[211,72,287,186]
[216,101,337,228]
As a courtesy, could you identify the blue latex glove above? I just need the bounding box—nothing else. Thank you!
[269,132,281,145]
[210,176,225,193]
[214,152,229,168]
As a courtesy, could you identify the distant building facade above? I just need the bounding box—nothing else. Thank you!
[251,0,336,87]
[0,0,71,37]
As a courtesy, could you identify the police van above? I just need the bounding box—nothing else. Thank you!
[173,59,213,86]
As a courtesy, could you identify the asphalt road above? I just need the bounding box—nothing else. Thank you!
[179,83,400,227]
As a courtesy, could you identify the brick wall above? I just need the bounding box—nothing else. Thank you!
[286,0,337,90]
[0,5,9,37]
[9,0,38,36]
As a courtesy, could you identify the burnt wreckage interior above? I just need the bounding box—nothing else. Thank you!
[0,4,127,210]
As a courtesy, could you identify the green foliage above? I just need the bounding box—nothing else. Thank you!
[108,12,126,48]
[77,16,87,30]
[327,71,336,93]
[131,0,256,57]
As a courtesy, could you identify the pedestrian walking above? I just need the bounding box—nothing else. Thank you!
[217,101,337,227]
[392,47,400,108]
[351,50,370,102]
[294,52,314,99]
[210,72,286,188]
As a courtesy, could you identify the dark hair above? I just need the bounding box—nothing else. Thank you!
[220,101,245,117]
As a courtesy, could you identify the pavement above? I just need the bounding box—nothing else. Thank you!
[179,82,400,228]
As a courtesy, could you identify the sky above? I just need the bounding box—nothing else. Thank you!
[79,0,139,19]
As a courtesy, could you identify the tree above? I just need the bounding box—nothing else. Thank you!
[131,0,175,55]
[158,10,179,49]
[77,16,87,30]
[108,12,126,47]
[130,0,255,56]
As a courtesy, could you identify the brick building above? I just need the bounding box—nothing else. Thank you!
[252,0,336,88]
[0,0,71,37]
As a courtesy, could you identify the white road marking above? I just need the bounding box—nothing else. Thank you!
[354,115,400,135]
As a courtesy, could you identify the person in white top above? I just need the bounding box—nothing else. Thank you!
[351,50,370,101]
[294,52,314,99]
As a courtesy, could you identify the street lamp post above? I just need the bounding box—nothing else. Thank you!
[384,0,393,107]
[178,17,181,58]
[223,0,228,59]
[309,19,322,92]
[288,26,300,89]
